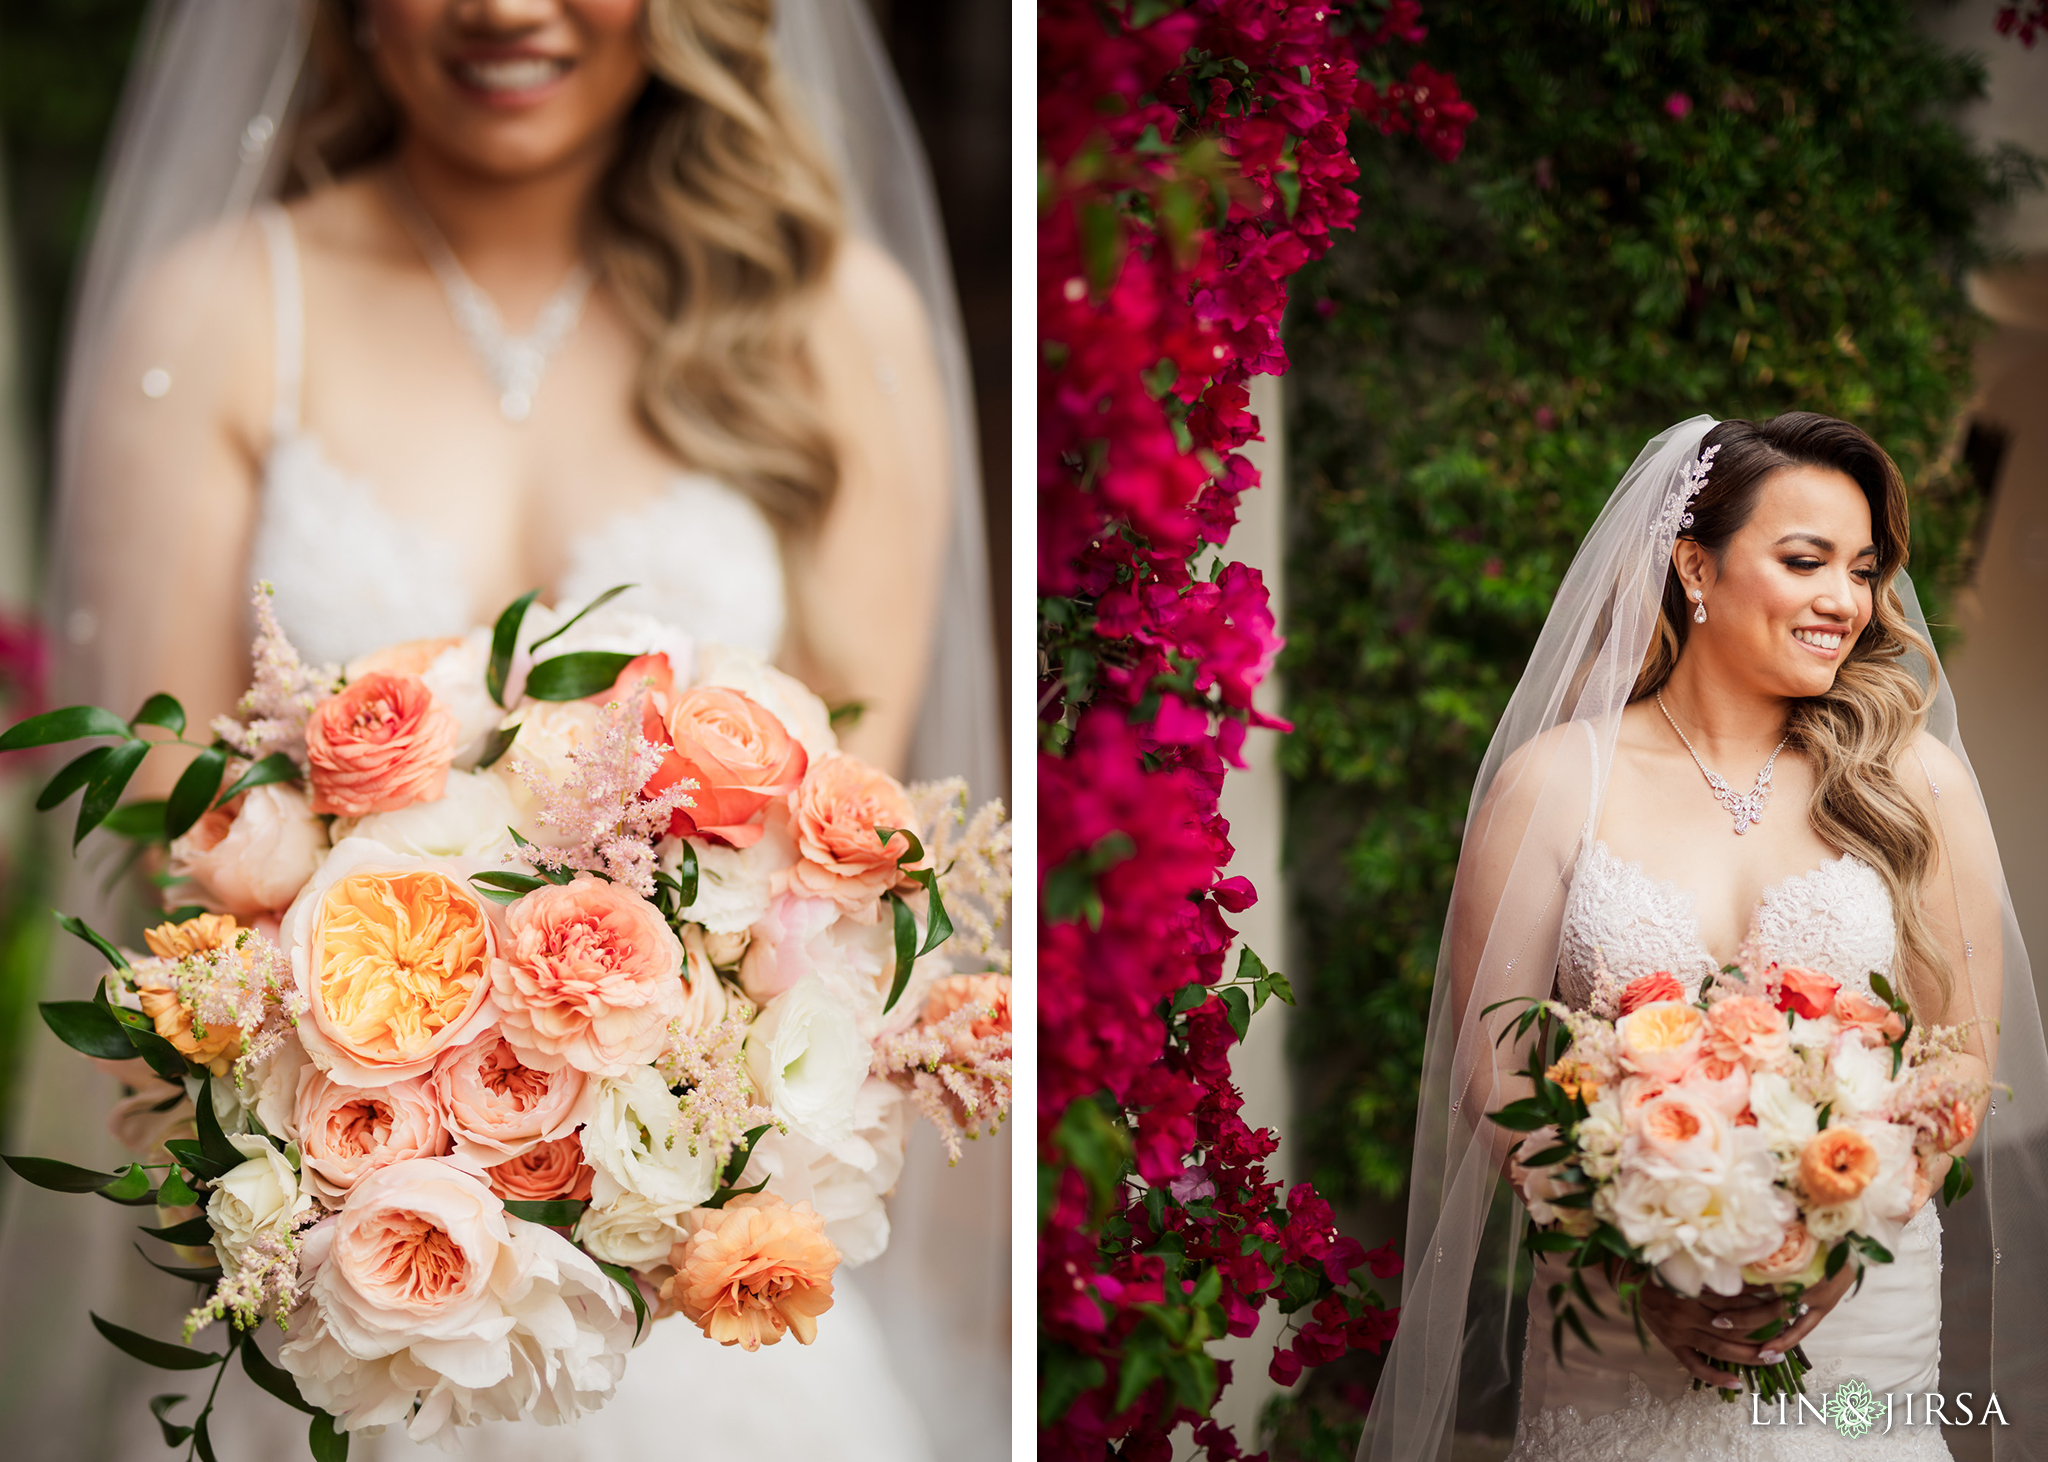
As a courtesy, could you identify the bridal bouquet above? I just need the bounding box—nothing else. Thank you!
[1,583,1011,1456]
[1488,946,1983,1401]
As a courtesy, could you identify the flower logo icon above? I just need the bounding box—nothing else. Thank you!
[1828,1377,1878,1439]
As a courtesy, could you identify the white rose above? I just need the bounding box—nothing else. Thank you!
[1746,1070,1820,1155]
[574,1190,689,1271]
[678,926,735,1034]
[744,1077,908,1266]
[207,1131,312,1270]
[664,818,794,934]
[498,700,602,848]
[332,768,520,859]
[167,783,329,917]
[421,630,499,770]
[1788,1014,1834,1050]
[581,1067,717,1210]
[1828,1038,1899,1118]
[745,976,872,1147]
[693,643,836,761]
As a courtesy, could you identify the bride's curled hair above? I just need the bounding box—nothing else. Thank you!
[1632,412,1949,1015]
[293,0,843,530]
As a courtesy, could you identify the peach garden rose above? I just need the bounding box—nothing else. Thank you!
[486,1135,596,1204]
[785,754,923,914]
[305,672,462,817]
[294,1068,449,1202]
[1615,1000,1704,1080]
[492,876,686,1076]
[166,782,328,916]
[430,1031,592,1167]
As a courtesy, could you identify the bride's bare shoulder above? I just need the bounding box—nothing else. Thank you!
[1894,729,1971,809]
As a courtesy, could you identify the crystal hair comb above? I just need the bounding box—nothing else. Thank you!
[1652,441,1720,544]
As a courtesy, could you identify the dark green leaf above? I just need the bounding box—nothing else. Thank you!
[196,1080,242,1174]
[162,1138,233,1183]
[1039,1342,1106,1429]
[150,1394,193,1448]
[1489,1098,1553,1132]
[140,1214,218,1246]
[522,651,636,702]
[77,740,152,845]
[2,1153,123,1192]
[720,1124,772,1189]
[309,1410,351,1462]
[1745,1316,1788,1342]
[1526,1229,1580,1253]
[1169,983,1210,1016]
[486,589,542,707]
[130,694,187,736]
[0,704,133,751]
[1560,1302,1600,1355]
[133,1245,223,1284]
[37,746,112,810]
[1942,1154,1975,1208]
[881,891,917,1015]
[1869,972,1898,1008]
[1852,1234,1894,1265]
[241,1334,316,1413]
[1218,985,1251,1042]
[194,1408,219,1462]
[1517,1144,1574,1169]
[593,1259,650,1344]
[526,583,637,653]
[217,752,300,804]
[502,1199,586,1226]
[1824,1240,1851,1280]
[99,798,167,841]
[474,722,520,771]
[1263,966,1296,1007]
[165,746,228,841]
[673,839,698,909]
[123,1019,193,1082]
[40,998,136,1059]
[89,1312,222,1370]
[468,871,550,905]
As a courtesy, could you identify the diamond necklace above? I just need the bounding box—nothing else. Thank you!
[386,175,594,422]
[1654,690,1789,835]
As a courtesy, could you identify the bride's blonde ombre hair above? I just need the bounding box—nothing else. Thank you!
[1631,412,1950,1015]
[291,0,844,531]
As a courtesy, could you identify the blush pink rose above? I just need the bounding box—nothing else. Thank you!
[1835,990,1908,1043]
[492,876,686,1076]
[295,1068,450,1202]
[642,688,808,848]
[305,672,461,816]
[784,755,922,914]
[1706,995,1792,1069]
[166,783,327,916]
[1775,966,1840,1020]
[430,1032,593,1168]
[1629,1091,1729,1176]
[1745,1220,1819,1283]
[486,1135,596,1204]
[1674,1052,1750,1119]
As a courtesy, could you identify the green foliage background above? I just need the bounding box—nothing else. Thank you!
[1279,0,2033,1216]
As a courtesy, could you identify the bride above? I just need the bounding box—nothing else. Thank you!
[0,1,1001,1458]
[1356,414,2048,1460]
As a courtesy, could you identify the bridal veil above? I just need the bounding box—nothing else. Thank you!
[4,2,1005,1456]
[1356,417,2048,1460]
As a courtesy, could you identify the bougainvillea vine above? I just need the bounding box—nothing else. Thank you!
[1037,3,1470,1456]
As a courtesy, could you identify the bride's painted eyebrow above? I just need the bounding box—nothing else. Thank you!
[1773,532,1877,556]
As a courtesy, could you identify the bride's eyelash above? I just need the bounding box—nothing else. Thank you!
[1783,556,1877,584]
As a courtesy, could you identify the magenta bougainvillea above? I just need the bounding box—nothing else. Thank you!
[1037,3,1470,1457]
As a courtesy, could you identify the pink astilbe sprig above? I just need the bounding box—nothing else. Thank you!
[654,1007,776,1170]
[510,688,695,897]
[153,928,305,1088]
[907,779,1012,977]
[211,582,340,766]
[182,1214,315,1340]
[877,981,1012,1164]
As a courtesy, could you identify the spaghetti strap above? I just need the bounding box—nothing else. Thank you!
[256,205,303,440]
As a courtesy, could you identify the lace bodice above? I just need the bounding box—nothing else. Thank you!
[1558,840,1896,1006]
[246,208,785,668]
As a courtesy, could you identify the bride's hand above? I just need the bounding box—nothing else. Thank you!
[1629,1263,1855,1388]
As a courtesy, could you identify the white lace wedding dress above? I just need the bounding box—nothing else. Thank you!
[149,209,937,1462]
[1507,836,1948,1460]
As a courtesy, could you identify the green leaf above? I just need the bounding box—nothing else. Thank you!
[162,1138,233,1184]
[150,1394,193,1447]
[130,694,187,736]
[1042,831,1135,929]
[526,583,637,653]
[1869,972,1898,1008]
[502,1199,586,1226]
[1853,1234,1894,1265]
[139,1214,218,1246]
[99,798,167,841]
[0,704,133,751]
[194,1409,220,1462]
[217,751,301,804]
[1168,983,1210,1016]
[122,1017,194,1082]
[1219,985,1251,1042]
[196,1080,243,1174]
[158,1168,200,1207]
[76,740,151,846]
[165,746,228,841]
[133,1245,223,1284]
[89,1312,223,1371]
[2,1153,124,1193]
[474,722,520,771]
[1051,1097,1130,1218]
[673,839,699,909]
[882,892,917,1015]
[40,999,137,1059]
[1489,1097,1553,1132]
[37,745,112,810]
[1824,1239,1851,1281]
[486,589,542,707]
[309,1410,351,1462]
[241,1334,316,1413]
[827,699,867,729]
[1038,1342,1106,1428]
[720,1124,772,1189]
[594,1259,650,1344]
[522,651,636,702]
[1263,966,1296,1007]
[1942,1154,1975,1208]
[468,870,552,904]
[100,1161,153,1202]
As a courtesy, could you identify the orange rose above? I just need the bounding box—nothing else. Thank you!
[1619,972,1683,1015]
[641,688,808,848]
[305,672,460,816]
[784,755,922,913]
[1775,966,1840,1020]
[485,1135,596,1204]
[1800,1126,1880,1205]
[661,1194,839,1350]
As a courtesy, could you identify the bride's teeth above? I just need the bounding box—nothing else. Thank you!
[458,58,566,92]
[1793,629,1843,650]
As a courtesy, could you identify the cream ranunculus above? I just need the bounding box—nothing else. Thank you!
[278,1160,635,1444]
[692,644,835,761]
[207,1131,313,1270]
[332,768,520,860]
[740,1077,908,1266]
[745,976,872,1147]
[581,1066,718,1210]
[166,783,329,917]
[664,811,795,934]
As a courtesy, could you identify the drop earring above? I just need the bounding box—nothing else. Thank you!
[1691,589,1707,625]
